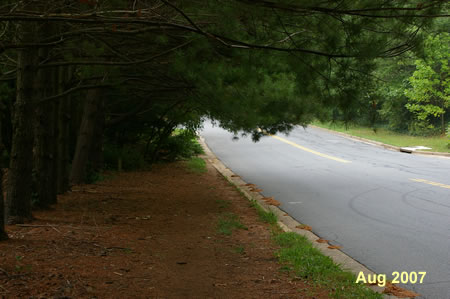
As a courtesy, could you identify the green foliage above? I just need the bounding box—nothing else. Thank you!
[215,199,231,210]
[103,127,204,170]
[274,232,382,298]
[405,33,450,135]
[250,200,278,224]
[158,130,204,161]
[315,122,450,153]
[233,245,245,254]
[166,0,441,139]
[447,124,450,149]
[186,157,206,173]
[103,144,146,170]
[216,212,248,235]
[85,164,106,184]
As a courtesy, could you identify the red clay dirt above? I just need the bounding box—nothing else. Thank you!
[0,161,330,298]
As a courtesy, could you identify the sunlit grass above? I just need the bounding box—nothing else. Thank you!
[186,157,207,173]
[274,232,382,298]
[313,122,449,153]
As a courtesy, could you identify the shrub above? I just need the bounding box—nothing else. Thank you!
[103,144,146,170]
[157,129,204,161]
[447,124,450,149]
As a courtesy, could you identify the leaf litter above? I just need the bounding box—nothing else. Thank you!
[0,162,330,298]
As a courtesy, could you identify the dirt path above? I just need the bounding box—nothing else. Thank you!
[0,161,329,298]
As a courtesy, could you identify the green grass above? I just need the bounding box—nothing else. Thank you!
[245,201,380,298]
[222,160,382,298]
[233,245,245,254]
[216,212,248,235]
[313,122,449,153]
[274,232,382,298]
[250,200,278,224]
[186,157,207,173]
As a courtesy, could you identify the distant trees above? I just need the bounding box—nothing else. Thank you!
[339,27,449,136]
[0,0,448,238]
[405,33,449,135]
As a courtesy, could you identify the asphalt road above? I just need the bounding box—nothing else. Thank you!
[201,122,450,299]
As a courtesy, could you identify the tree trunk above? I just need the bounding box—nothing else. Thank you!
[0,122,8,240]
[70,88,103,185]
[49,70,58,204]
[56,67,71,194]
[32,48,56,208]
[6,23,37,224]
[90,96,105,172]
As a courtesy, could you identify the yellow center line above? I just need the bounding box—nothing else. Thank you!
[269,134,351,163]
[410,178,450,189]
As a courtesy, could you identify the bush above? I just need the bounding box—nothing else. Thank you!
[103,129,203,170]
[447,124,450,149]
[103,144,146,171]
[408,121,442,136]
[157,130,204,161]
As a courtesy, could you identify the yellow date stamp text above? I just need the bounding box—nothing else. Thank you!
[356,271,426,287]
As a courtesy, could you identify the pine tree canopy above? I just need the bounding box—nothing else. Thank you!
[0,0,448,137]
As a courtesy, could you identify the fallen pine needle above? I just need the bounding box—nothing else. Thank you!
[327,245,342,250]
[47,223,61,233]
[16,224,61,233]
[383,282,420,298]
[316,239,329,244]
[296,224,312,231]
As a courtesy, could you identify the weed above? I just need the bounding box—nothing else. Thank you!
[233,246,245,254]
[160,131,204,161]
[273,232,382,298]
[250,200,278,224]
[187,157,207,173]
[217,213,247,235]
[120,248,133,254]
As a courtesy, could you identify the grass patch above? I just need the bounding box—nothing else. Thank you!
[313,122,449,153]
[233,245,245,254]
[221,164,380,297]
[274,232,382,298]
[217,212,248,235]
[186,157,207,173]
[250,200,278,224]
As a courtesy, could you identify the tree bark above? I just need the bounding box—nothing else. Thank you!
[90,95,105,173]
[56,67,71,194]
[5,23,37,224]
[32,44,58,208]
[70,88,103,185]
[0,121,8,240]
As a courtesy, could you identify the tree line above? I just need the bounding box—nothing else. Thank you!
[0,0,448,239]
[344,23,449,136]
